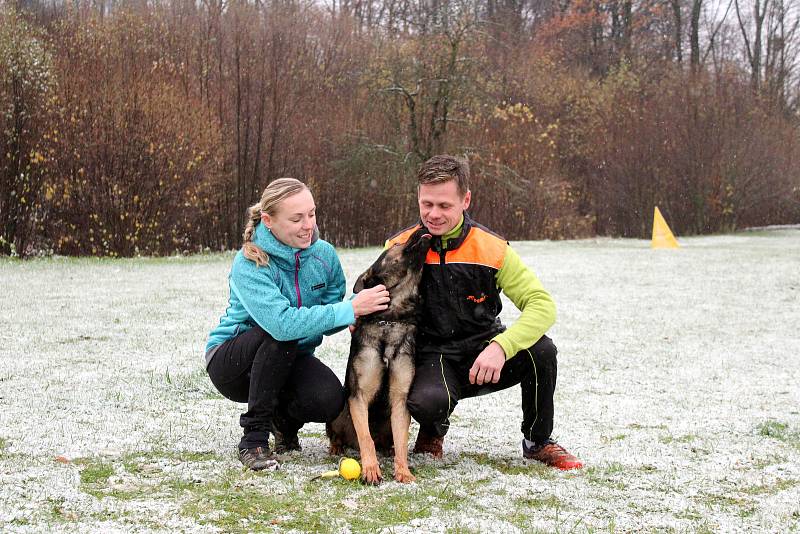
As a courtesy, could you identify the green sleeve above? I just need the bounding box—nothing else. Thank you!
[491,246,556,359]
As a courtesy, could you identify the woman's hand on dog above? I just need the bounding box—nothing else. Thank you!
[352,284,390,318]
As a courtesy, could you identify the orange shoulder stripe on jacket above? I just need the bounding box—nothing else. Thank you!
[426,227,507,269]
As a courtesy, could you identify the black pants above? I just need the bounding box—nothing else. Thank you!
[407,335,557,443]
[206,326,345,449]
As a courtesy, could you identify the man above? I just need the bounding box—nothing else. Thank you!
[386,155,582,470]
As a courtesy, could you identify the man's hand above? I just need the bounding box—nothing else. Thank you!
[469,342,506,385]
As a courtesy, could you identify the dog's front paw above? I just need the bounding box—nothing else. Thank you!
[361,460,383,485]
[393,463,416,483]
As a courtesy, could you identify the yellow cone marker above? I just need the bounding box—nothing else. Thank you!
[651,206,679,249]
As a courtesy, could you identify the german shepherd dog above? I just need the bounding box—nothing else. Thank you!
[327,227,432,484]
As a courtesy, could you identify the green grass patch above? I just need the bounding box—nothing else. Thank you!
[741,478,800,495]
[694,488,764,522]
[696,490,747,509]
[659,434,698,445]
[737,505,757,518]
[181,467,466,533]
[516,494,562,510]
[148,367,221,400]
[76,450,220,501]
[410,462,446,479]
[0,436,7,456]
[758,420,800,449]
[759,420,791,439]
[76,458,115,498]
[694,522,718,534]
[183,469,343,532]
[462,452,556,478]
[121,448,219,474]
[504,499,584,534]
[349,485,464,531]
[738,454,789,470]
[677,507,703,522]
[48,497,80,523]
[584,462,627,490]
[299,430,327,439]
[77,459,114,486]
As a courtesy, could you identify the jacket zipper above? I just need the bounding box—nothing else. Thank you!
[294,252,302,307]
[438,240,449,290]
[437,239,462,336]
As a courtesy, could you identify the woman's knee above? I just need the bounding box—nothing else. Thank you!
[255,328,299,354]
[291,375,345,423]
[316,384,346,422]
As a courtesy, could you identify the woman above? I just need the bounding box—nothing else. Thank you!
[205,178,389,470]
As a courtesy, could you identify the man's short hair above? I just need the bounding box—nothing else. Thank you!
[417,155,470,197]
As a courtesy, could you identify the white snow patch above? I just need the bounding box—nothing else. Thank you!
[1,230,799,531]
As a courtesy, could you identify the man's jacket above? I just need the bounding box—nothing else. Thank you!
[386,213,556,359]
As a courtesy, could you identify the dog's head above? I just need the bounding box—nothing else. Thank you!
[354,227,432,297]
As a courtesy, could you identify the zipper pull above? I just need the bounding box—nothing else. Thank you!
[294,252,302,307]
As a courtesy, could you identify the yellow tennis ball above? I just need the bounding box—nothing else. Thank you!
[339,457,361,480]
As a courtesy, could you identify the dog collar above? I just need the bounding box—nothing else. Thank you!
[375,320,413,327]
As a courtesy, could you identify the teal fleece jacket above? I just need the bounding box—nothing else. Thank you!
[205,223,355,361]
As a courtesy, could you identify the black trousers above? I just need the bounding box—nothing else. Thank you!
[206,326,346,449]
[407,335,557,443]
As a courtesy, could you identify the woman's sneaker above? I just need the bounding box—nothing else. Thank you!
[522,439,583,470]
[238,446,279,471]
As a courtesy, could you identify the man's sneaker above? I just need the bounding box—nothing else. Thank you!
[238,446,279,471]
[273,428,301,454]
[522,439,583,470]
[413,429,444,458]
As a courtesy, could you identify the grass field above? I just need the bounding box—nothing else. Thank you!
[1,228,799,532]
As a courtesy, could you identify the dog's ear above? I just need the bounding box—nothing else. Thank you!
[354,269,375,293]
[354,248,390,292]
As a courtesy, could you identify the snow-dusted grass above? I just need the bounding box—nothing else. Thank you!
[1,228,799,532]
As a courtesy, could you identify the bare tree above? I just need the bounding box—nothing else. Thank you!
[735,0,770,91]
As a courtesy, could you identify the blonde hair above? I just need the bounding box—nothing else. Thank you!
[242,178,309,266]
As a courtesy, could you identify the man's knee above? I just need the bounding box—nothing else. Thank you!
[407,383,452,425]
[532,336,557,364]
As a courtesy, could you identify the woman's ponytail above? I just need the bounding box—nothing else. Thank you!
[242,202,269,267]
